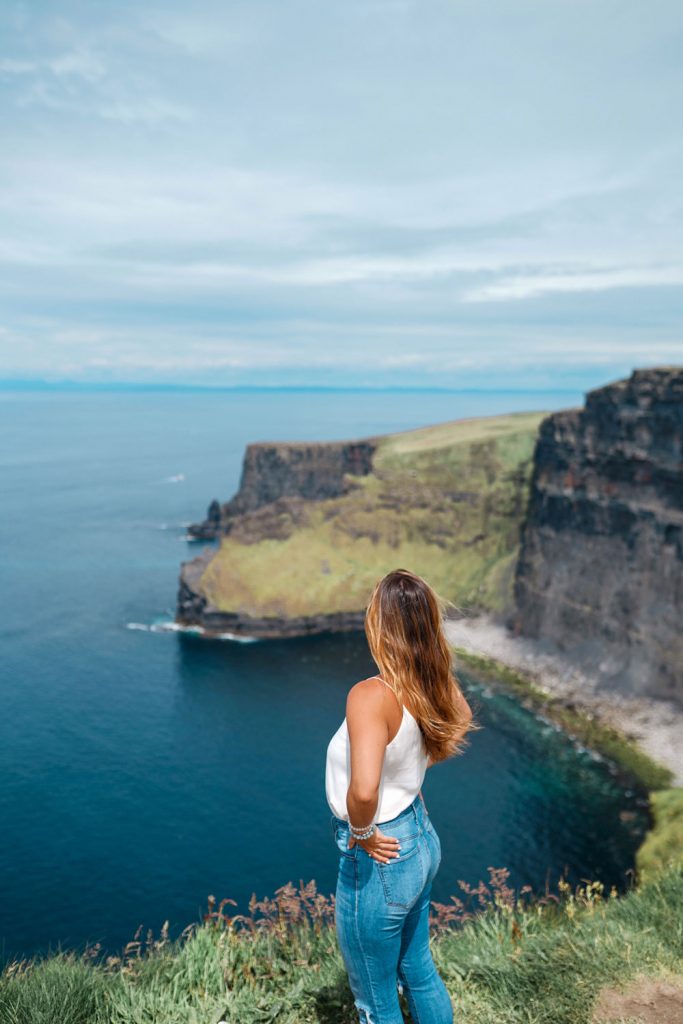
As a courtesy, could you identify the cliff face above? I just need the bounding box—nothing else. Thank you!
[177,412,544,637]
[513,367,683,704]
[188,440,378,539]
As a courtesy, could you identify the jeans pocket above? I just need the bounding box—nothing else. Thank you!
[425,821,442,877]
[334,824,357,860]
[377,832,426,909]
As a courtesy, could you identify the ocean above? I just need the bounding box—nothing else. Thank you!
[0,386,648,960]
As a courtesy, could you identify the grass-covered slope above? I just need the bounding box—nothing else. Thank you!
[2,866,682,1024]
[637,788,683,881]
[197,411,544,624]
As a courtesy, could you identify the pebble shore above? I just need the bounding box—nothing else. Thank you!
[445,614,683,786]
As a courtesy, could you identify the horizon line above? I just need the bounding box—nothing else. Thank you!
[0,378,586,395]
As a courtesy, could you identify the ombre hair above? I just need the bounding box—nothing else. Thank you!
[364,568,478,763]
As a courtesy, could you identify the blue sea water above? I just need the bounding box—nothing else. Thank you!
[0,387,648,961]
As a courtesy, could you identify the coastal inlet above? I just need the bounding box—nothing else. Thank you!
[0,386,656,961]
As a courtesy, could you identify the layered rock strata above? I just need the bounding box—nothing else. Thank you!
[188,440,378,539]
[512,367,683,704]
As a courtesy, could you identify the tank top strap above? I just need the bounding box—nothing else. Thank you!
[373,675,400,700]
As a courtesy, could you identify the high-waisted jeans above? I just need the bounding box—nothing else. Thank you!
[331,794,453,1024]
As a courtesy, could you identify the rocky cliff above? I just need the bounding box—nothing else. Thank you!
[512,367,683,704]
[177,411,544,638]
[187,440,378,539]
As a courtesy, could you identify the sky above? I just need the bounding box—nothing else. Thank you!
[1,0,682,390]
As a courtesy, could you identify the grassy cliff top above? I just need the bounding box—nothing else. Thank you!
[198,410,546,621]
[3,864,682,1023]
[637,787,683,881]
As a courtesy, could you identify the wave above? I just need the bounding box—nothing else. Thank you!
[125,620,259,643]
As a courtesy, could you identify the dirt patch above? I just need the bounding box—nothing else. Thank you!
[592,975,683,1023]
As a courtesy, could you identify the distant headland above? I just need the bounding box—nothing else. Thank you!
[177,409,544,637]
[177,367,683,733]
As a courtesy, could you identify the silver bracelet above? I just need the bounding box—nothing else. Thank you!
[349,818,373,832]
[351,827,375,840]
[349,822,376,840]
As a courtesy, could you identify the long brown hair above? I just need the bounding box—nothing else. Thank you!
[364,568,477,763]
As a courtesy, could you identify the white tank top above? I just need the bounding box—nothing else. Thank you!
[325,677,429,823]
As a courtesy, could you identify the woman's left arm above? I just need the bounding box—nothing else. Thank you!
[345,682,387,827]
[344,683,402,863]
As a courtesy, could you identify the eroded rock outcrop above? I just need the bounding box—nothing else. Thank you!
[188,440,378,539]
[512,367,683,704]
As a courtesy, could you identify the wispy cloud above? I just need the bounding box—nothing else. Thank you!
[464,265,683,303]
[0,57,38,74]
[0,46,106,84]
[0,0,681,386]
[98,97,192,124]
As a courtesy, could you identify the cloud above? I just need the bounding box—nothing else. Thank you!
[48,47,106,82]
[144,12,244,54]
[0,0,682,386]
[463,265,683,303]
[0,47,106,83]
[0,27,187,123]
[98,97,192,124]
[0,57,37,74]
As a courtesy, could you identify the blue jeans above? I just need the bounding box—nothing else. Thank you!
[331,794,453,1024]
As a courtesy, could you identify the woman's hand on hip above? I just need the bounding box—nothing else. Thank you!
[348,827,401,864]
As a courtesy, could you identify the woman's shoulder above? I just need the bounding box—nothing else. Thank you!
[346,675,388,707]
[350,675,387,700]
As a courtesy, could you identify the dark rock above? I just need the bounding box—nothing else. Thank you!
[176,550,214,621]
[186,499,223,540]
[187,439,378,539]
[513,367,683,704]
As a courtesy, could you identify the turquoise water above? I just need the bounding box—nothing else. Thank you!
[0,387,648,961]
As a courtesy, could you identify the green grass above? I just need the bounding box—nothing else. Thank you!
[199,411,545,620]
[2,867,682,1024]
[636,788,683,881]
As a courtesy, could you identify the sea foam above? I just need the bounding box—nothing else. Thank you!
[125,620,258,642]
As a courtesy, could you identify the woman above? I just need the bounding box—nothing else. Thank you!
[325,568,476,1024]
